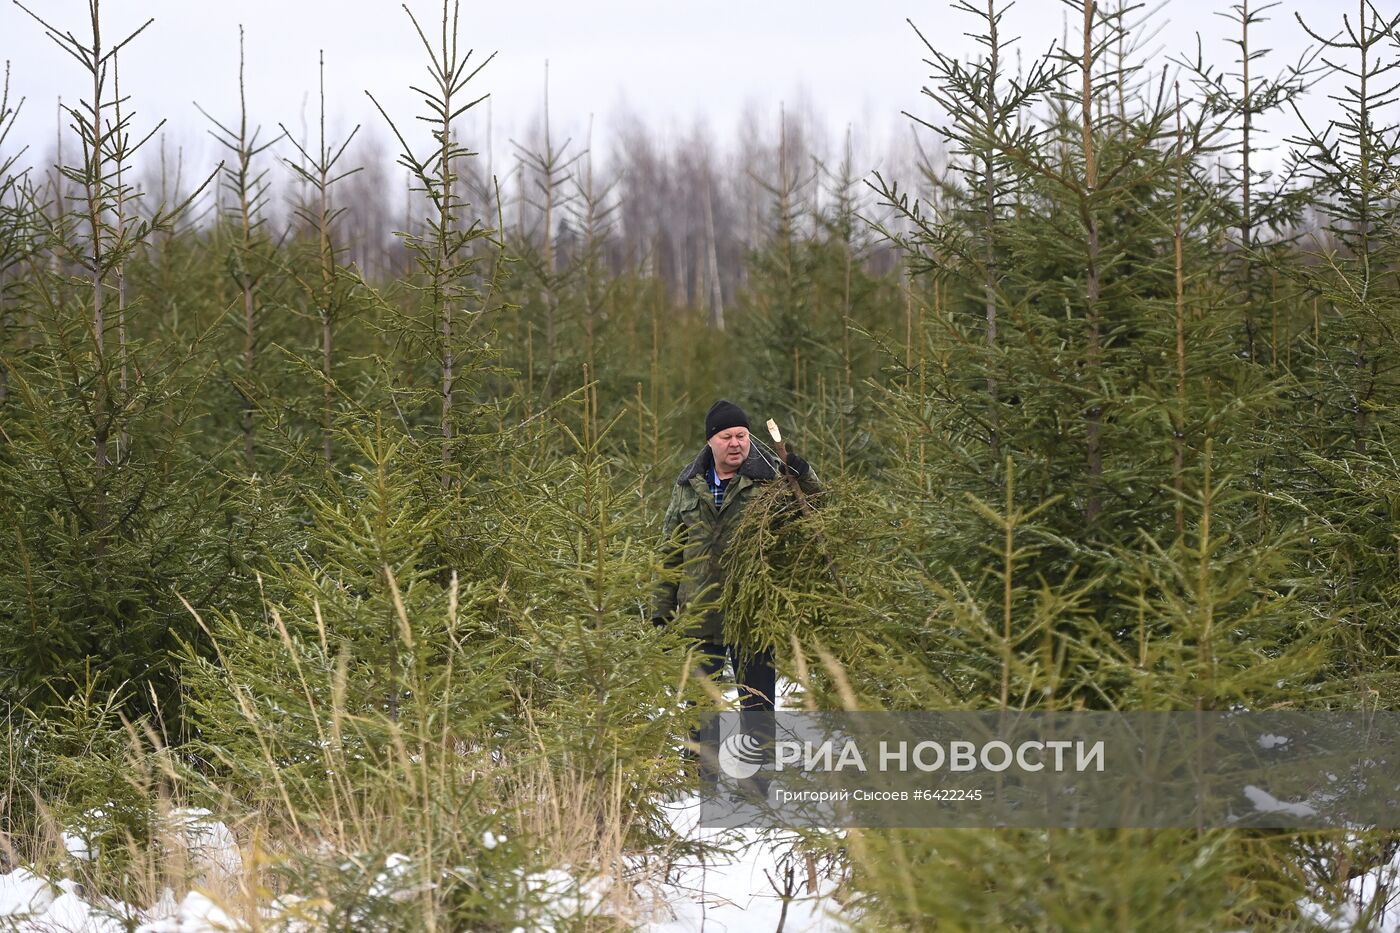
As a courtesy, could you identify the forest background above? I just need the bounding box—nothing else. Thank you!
[1,0,1399,928]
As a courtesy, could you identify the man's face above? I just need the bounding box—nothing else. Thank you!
[708,427,750,475]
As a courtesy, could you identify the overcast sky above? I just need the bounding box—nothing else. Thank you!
[0,0,1356,178]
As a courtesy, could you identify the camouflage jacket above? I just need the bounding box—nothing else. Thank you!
[651,442,823,642]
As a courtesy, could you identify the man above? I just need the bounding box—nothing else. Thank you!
[651,399,822,712]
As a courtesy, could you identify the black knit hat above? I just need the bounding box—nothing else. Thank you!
[705,399,749,439]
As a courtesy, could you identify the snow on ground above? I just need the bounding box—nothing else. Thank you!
[1298,846,1400,933]
[0,873,236,932]
[635,678,852,931]
[1,679,857,931]
[0,806,248,932]
[12,783,1398,931]
[0,796,851,932]
[640,795,851,932]
[1,885,245,932]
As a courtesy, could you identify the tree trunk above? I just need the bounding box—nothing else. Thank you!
[1080,0,1103,526]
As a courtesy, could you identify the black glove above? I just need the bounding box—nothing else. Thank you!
[784,450,810,478]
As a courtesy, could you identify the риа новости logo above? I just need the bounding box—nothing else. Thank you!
[718,732,765,779]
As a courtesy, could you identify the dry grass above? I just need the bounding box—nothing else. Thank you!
[2,683,686,930]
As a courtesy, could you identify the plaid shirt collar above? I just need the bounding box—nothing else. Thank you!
[707,465,729,510]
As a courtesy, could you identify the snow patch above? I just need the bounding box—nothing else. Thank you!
[136,890,240,932]
[640,795,852,932]
[0,809,248,932]
[369,851,432,902]
[165,808,243,888]
[1242,785,1318,818]
[1298,845,1400,932]
[0,868,56,919]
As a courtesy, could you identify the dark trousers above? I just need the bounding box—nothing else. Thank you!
[692,641,776,711]
[689,642,776,789]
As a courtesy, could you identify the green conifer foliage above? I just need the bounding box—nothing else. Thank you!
[1273,1,1400,692]
[279,51,364,468]
[1,1,242,726]
[366,0,504,488]
[197,27,286,471]
[6,0,1400,924]
[851,0,1311,710]
[775,1,1354,925]
[734,112,821,414]
[0,62,35,408]
[168,7,689,922]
